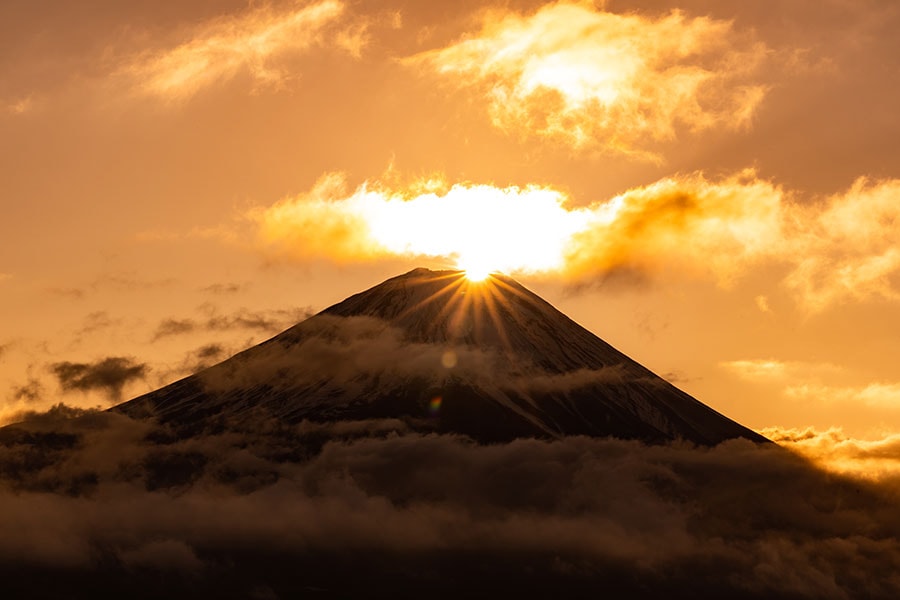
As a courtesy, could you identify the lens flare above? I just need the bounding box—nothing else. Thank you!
[428,396,442,417]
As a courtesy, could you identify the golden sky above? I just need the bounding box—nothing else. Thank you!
[3,0,900,461]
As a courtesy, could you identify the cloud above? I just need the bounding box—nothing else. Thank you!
[566,169,784,286]
[2,409,900,597]
[77,311,122,335]
[200,282,246,295]
[250,172,591,275]
[50,357,149,402]
[3,96,33,115]
[249,170,900,313]
[158,344,230,383]
[10,379,44,404]
[251,169,784,286]
[720,359,844,382]
[762,426,900,479]
[46,287,85,300]
[405,2,768,159]
[783,177,900,312]
[90,272,177,292]
[119,0,364,102]
[153,319,197,339]
[152,306,312,341]
[785,382,900,410]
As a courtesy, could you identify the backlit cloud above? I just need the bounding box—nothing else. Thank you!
[785,382,900,410]
[120,0,362,102]
[250,170,900,313]
[406,2,768,158]
[251,172,591,276]
[566,170,783,285]
[251,170,783,285]
[4,96,33,115]
[784,178,900,312]
[762,426,900,480]
[720,359,844,382]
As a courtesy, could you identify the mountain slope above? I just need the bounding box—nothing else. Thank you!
[115,268,766,445]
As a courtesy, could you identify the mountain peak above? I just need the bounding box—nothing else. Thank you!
[115,269,766,445]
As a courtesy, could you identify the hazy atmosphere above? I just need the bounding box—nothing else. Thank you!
[3,2,900,595]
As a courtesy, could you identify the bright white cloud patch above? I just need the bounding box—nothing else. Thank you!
[251,173,592,276]
[407,2,768,158]
[249,170,900,314]
[763,426,900,480]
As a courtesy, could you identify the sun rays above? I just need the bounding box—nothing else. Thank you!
[389,270,543,366]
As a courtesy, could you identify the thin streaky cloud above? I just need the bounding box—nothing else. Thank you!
[120,0,362,102]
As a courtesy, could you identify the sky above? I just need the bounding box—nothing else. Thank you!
[3,0,900,448]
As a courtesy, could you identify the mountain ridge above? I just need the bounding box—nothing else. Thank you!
[115,268,767,445]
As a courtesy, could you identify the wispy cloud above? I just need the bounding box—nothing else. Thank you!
[151,306,312,341]
[785,382,900,410]
[405,2,768,159]
[119,0,364,102]
[4,96,33,115]
[720,359,844,382]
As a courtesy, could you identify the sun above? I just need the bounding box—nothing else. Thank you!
[464,266,492,282]
[459,257,493,281]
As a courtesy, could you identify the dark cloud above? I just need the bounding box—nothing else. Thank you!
[200,282,246,295]
[1,406,900,598]
[152,306,313,341]
[153,318,197,339]
[10,378,43,403]
[91,272,177,292]
[204,307,312,334]
[46,287,85,299]
[77,310,121,334]
[50,356,148,401]
[194,343,224,362]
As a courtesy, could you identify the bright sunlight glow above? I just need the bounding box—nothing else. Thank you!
[361,182,592,275]
[461,262,492,281]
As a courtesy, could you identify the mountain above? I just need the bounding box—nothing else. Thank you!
[115,268,766,445]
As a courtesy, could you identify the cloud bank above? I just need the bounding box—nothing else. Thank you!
[1,408,900,598]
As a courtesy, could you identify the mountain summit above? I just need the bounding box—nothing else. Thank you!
[116,268,766,445]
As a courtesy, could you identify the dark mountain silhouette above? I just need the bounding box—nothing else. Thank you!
[115,268,766,445]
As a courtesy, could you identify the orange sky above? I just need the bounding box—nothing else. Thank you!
[2,0,900,448]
